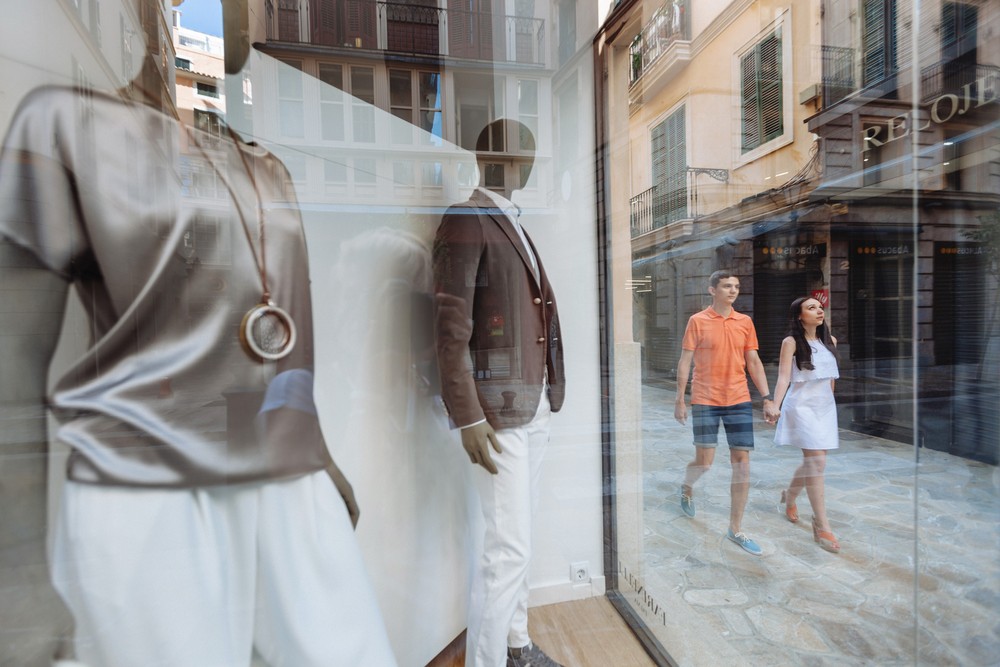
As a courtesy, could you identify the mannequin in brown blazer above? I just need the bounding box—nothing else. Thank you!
[433,119,566,667]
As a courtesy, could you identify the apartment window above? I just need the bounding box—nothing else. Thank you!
[517,80,538,152]
[351,66,376,143]
[941,2,978,86]
[324,160,348,196]
[318,63,345,141]
[651,106,686,225]
[277,60,304,138]
[456,73,504,152]
[421,162,443,188]
[196,82,219,98]
[861,0,897,87]
[175,57,192,70]
[194,109,223,138]
[558,0,577,66]
[355,157,377,185]
[740,29,782,154]
[388,69,442,144]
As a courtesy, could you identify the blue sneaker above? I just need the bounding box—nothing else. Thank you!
[727,529,762,556]
[680,491,695,518]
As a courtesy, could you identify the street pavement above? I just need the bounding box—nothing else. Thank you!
[636,384,999,666]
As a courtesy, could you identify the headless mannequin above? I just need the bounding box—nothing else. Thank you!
[0,2,360,664]
[458,151,535,475]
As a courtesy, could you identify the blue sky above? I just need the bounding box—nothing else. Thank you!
[177,0,223,37]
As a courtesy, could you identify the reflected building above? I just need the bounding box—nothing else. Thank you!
[598,0,998,464]
[223,0,598,216]
[809,0,999,462]
[599,0,826,384]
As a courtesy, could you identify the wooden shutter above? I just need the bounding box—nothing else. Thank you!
[343,0,377,49]
[862,0,897,86]
[759,31,782,144]
[740,49,759,153]
[310,0,337,46]
[741,30,782,153]
[651,106,686,226]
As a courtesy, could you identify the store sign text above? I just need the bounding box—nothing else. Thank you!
[760,244,823,256]
[862,75,997,148]
[619,562,667,627]
[940,245,985,256]
[856,245,911,256]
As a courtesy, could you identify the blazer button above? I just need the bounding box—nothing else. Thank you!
[537,336,546,343]
[533,297,542,305]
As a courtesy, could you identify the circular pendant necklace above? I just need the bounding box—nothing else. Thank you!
[186,124,297,362]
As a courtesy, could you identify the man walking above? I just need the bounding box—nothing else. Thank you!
[674,270,777,555]
[433,119,566,667]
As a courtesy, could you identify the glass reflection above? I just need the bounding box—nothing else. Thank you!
[600,0,998,664]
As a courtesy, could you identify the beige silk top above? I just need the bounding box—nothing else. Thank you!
[0,86,333,487]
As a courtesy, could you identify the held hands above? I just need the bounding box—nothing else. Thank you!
[461,422,503,474]
[763,400,780,425]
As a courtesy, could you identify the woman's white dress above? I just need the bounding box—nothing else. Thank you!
[774,342,840,450]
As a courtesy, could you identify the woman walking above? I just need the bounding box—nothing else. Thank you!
[772,297,841,553]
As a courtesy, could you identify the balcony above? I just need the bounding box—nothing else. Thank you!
[382,1,442,57]
[821,45,855,108]
[630,167,730,240]
[921,61,1000,104]
[630,177,688,239]
[264,0,545,66]
[628,0,690,88]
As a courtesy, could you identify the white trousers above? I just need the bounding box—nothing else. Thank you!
[466,392,552,667]
[51,470,397,667]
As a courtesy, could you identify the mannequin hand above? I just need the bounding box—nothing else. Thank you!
[325,462,360,528]
[674,399,687,425]
[460,422,503,474]
[763,401,780,424]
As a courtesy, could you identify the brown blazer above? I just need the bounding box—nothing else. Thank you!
[433,189,565,430]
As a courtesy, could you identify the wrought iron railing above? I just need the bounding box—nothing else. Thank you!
[921,61,1000,104]
[630,166,732,238]
[630,174,688,238]
[264,0,545,65]
[380,1,443,56]
[628,0,689,86]
[822,45,855,107]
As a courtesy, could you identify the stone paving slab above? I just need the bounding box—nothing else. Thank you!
[636,385,1000,666]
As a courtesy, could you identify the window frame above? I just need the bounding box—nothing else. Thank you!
[649,102,688,226]
[732,12,793,165]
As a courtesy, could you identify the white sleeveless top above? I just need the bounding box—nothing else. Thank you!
[790,341,839,383]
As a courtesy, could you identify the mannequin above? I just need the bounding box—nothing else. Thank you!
[0,2,393,665]
[433,119,566,667]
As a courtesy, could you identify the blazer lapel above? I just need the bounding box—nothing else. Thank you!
[472,189,540,286]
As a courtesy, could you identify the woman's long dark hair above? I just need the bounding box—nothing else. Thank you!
[785,297,837,371]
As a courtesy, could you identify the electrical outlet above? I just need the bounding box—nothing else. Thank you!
[570,561,590,583]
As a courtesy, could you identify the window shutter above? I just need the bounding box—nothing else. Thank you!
[863,0,897,86]
[759,32,782,144]
[651,107,686,226]
[741,50,759,153]
[343,0,377,49]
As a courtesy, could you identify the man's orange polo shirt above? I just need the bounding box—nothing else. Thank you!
[681,306,759,406]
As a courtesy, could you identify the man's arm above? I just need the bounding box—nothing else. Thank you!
[0,240,74,666]
[674,349,694,424]
[744,349,777,422]
[433,214,503,473]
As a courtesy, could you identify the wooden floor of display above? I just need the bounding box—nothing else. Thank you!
[429,596,657,667]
